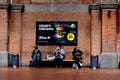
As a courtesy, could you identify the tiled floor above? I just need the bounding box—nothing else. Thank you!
[0,67,120,80]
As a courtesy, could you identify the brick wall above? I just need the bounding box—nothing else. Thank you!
[0,11,8,52]
[12,0,95,4]
[21,12,91,65]
[1,0,119,66]
[102,10,117,52]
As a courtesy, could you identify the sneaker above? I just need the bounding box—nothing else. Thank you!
[79,62,83,66]
[76,66,78,69]
[56,66,58,68]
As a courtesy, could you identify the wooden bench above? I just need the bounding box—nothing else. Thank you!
[30,52,75,67]
[38,59,74,67]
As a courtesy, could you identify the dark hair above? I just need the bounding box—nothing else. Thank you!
[74,47,77,51]
[34,46,38,49]
[58,45,61,48]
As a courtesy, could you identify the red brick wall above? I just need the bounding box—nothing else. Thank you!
[11,0,103,4]
[102,10,117,52]
[0,11,8,52]
[0,0,119,67]
[12,0,31,3]
[83,0,93,3]
[7,1,120,66]
[117,12,120,60]
[21,12,91,65]
[91,10,101,56]
[12,0,102,4]
[12,0,96,4]
[9,12,22,55]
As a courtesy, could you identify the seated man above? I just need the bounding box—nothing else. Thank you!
[31,46,41,67]
[53,46,65,68]
[72,47,83,68]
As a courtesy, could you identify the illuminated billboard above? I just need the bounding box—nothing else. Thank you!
[36,21,77,46]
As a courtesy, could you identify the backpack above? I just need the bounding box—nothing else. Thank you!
[72,63,78,69]
[32,53,41,61]
[55,53,64,59]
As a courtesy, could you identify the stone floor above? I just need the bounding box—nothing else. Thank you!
[0,67,120,80]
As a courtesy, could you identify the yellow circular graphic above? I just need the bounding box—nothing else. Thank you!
[67,33,75,41]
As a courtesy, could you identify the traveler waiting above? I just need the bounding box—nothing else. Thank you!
[31,46,41,67]
[72,47,83,68]
[53,45,65,67]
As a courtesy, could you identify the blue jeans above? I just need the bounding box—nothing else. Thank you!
[32,57,37,67]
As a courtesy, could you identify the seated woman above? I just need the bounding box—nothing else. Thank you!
[72,47,83,68]
[31,46,41,67]
[53,48,65,68]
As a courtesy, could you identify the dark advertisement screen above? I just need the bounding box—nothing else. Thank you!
[36,21,78,46]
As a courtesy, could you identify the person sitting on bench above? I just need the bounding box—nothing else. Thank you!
[72,47,83,68]
[31,46,41,67]
[53,46,65,68]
